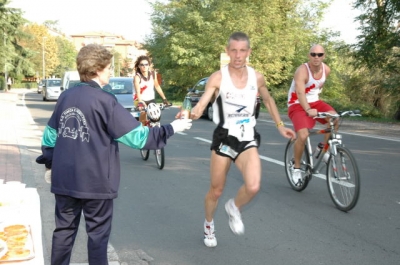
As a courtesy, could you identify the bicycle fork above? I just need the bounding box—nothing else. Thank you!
[328,136,350,181]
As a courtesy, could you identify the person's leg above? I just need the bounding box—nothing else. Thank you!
[313,101,337,144]
[233,148,261,209]
[82,199,113,265]
[203,150,230,247]
[288,104,315,185]
[51,195,82,265]
[294,128,309,168]
[205,151,231,222]
[222,148,260,235]
[288,105,313,168]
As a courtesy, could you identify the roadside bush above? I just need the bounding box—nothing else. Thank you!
[0,76,4,90]
[12,82,37,89]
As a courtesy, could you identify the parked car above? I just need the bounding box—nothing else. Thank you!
[102,77,134,111]
[186,77,213,120]
[186,77,261,120]
[42,78,62,101]
[37,79,45,94]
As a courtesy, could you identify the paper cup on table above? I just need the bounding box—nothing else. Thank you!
[0,179,4,184]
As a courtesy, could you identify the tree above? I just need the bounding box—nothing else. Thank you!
[20,24,60,78]
[0,0,33,89]
[145,0,330,97]
[351,0,400,119]
[53,36,78,77]
[120,58,133,77]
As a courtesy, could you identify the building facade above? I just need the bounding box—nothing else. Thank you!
[69,31,147,76]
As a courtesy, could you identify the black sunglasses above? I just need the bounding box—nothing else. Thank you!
[310,52,324,57]
[139,63,149,67]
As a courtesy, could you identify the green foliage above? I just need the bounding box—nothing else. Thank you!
[145,0,332,98]
[350,0,400,119]
[53,36,77,77]
[0,0,33,83]
[120,58,133,77]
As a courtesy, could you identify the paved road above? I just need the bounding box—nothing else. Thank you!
[9,89,400,264]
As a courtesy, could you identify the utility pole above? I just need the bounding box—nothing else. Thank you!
[3,32,7,91]
[42,36,47,79]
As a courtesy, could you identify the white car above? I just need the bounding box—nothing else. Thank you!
[42,78,62,101]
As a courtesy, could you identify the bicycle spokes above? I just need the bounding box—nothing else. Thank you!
[326,146,360,212]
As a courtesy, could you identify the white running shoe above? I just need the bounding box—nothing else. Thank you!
[225,199,244,235]
[292,167,303,186]
[323,152,330,163]
[204,222,217,247]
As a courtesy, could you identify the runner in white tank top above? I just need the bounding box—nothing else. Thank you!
[182,32,295,248]
[212,65,258,141]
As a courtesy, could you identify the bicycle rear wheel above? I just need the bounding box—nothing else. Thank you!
[284,139,311,191]
[326,146,360,212]
[155,148,165,170]
[140,149,149,160]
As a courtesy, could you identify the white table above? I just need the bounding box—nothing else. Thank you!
[0,186,44,265]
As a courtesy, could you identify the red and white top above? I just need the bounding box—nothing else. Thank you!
[287,63,326,107]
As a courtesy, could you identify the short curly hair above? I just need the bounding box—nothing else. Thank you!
[76,44,113,82]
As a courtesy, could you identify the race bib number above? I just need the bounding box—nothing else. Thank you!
[228,117,255,141]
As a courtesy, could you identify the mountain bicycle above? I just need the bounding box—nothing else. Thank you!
[284,110,362,212]
[131,102,172,170]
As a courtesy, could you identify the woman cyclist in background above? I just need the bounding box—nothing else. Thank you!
[133,55,169,124]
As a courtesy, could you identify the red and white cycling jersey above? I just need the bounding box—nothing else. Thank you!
[287,63,326,107]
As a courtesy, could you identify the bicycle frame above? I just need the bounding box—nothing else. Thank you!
[305,126,342,175]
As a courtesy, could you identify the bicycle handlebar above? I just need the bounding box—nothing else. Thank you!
[316,110,362,119]
[132,102,172,112]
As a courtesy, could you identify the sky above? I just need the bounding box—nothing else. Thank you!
[9,0,360,44]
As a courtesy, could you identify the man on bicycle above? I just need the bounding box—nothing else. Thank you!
[287,44,337,186]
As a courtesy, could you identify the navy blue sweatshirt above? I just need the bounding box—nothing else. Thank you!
[40,81,174,199]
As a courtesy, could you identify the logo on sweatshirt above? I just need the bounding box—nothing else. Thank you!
[58,107,90,142]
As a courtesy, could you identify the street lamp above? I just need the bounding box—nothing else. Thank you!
[42,36,47,79]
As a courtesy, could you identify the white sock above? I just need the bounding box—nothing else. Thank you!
[205,219,214,227]
[230,199,239,211]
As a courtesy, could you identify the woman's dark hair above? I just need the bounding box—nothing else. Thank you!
[134,55,152,74]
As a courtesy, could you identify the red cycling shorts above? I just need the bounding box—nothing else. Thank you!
[288,100,335,132]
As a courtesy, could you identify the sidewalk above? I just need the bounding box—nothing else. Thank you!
[0,89,121,265]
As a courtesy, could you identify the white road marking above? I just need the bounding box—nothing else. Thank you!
[194,137,355,188]
[259,119,400,142]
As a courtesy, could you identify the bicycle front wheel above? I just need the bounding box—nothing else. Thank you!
[326,146,360,212]
[140,149,149,160]
[155,148,165,170]
[284,139,311,191]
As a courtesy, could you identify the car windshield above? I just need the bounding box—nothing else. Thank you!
[48,80,61,86]
[68,80,80,89]
[103,80,133,94]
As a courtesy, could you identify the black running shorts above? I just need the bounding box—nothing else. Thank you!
[210,126,260,161]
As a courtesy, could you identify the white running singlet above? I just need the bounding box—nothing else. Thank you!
[137,72,155,102]
[212,65,258,142]
[287,63,326,107]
